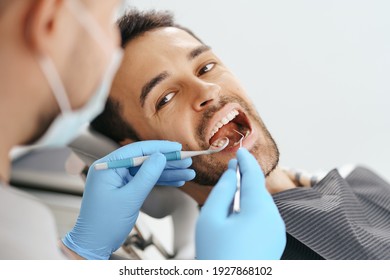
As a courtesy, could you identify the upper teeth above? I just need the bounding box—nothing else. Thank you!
[210,109,239,138]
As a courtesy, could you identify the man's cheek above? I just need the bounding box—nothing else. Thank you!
[174,124,193,139]
[158,129,184,144]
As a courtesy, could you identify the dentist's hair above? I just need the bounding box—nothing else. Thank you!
[91,9,203,143]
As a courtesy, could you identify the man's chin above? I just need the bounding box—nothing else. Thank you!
[192,173,221,187]
[190,156,227,186]
[263,157,279,177]
[191,145,279,187]
[191,165,226,187]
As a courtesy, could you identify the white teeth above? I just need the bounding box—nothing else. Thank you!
[212,138,225,147]
[209,109,240,138]
[227,112,234,120]
[233,129,251,146]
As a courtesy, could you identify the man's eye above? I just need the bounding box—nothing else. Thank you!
[156,92,175,110]
[198,62,216,76]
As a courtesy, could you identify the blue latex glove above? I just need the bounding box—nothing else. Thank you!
[62,140,195,260]
[195,148,286,260]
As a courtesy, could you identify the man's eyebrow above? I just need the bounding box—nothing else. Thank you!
[140,71,169,108]
[187,45,211,60]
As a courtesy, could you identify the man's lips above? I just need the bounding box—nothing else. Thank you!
[221,129,255,153]
[205,103,253,150]
[206,103,243,141]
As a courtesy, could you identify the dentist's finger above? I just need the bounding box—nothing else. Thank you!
[123,153,166,208]
[200,161,237,221]
[157,169,196,185]
[236,148,273,212]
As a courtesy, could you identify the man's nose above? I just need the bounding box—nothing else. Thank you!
[191,81,220,112]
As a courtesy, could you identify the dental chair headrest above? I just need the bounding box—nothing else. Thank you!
[68,125,197,219]
[68,125,119,167]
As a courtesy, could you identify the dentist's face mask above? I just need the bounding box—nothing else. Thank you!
[34,0,124,148]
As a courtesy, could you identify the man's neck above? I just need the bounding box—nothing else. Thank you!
[265,166,297,194]
[181,166,296,205]
[0,142,11,182]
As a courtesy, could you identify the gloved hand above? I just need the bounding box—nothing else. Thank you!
[195,148,286,260]
[62,140,195,260]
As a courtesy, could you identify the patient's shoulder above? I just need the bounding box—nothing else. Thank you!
[345,165,390,189]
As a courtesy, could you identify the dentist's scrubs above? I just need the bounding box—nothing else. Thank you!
[0,182,66,259]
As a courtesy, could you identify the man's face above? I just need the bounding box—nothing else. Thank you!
[111,27,279,185]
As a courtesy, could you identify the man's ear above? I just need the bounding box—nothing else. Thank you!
[119,138,137,146]
[24,0,65,53]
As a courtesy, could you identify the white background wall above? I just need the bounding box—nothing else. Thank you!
[127,0,390,181]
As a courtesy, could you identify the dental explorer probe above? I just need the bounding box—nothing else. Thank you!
[94,137,229,170]
[232,129,244,213]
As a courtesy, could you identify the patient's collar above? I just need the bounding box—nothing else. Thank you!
[179,165,328,205]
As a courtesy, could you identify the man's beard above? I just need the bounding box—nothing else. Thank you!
[191,96,279,186]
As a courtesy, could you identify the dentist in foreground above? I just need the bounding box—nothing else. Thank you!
[0,0,285,260]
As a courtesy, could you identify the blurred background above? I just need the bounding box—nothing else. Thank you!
[126,0,390,181]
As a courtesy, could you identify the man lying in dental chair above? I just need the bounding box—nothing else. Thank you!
[90,9,390,260]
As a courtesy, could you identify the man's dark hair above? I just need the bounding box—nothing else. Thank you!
[91,9,203,143]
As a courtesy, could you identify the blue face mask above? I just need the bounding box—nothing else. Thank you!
[33,0,124,148]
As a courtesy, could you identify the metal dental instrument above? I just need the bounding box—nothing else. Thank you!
[233,129,244,213]
[94,137,229,170]
[233,132,243,213]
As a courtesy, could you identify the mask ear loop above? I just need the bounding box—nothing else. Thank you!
[37,54,72,113]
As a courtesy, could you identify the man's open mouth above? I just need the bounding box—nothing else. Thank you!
[208,108,252,149]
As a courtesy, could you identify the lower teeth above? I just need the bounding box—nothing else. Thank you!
[233,130,250,146]
[212,138,226,147]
